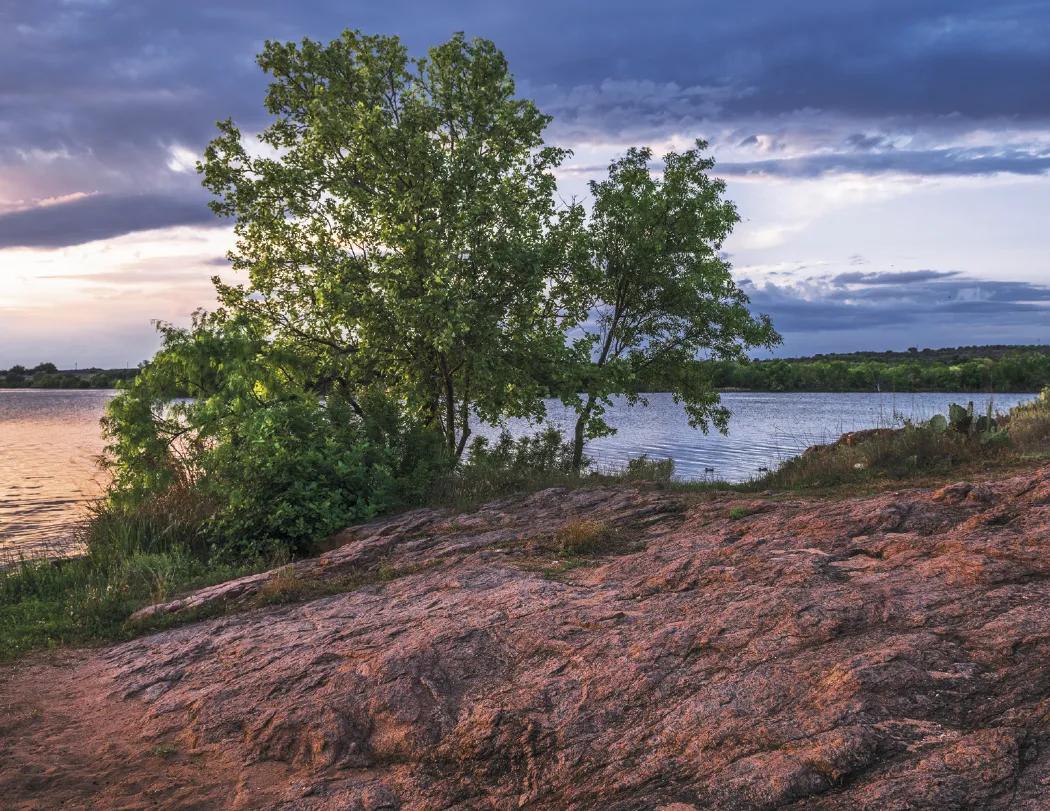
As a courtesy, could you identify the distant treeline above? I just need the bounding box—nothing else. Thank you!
[5,346,1050,393]
[0,363,138,389]
[636,347,1050,393]
[782,345,1050,364]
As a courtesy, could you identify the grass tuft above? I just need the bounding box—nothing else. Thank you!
[553,519,618,556]
[728,505,758,520]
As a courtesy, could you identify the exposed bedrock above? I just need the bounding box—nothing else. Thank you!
[4,468,1050,808]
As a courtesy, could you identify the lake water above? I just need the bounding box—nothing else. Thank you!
[0,389,118,562]
[0,389,1034,561]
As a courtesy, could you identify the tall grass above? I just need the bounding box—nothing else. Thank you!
[0,488,257,660]
[432,427,678,509]
[429,427,583,508]
[1000,388,1050,452]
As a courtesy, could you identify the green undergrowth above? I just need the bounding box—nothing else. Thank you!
[0,550,258,661]
[0,497,264,660]
[426,430,678,511]
[0,442,668,661]
[757,389,1050,492]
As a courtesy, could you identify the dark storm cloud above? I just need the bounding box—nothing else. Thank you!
[845,134,889,151]
[742,273,1050,336]
[6,1,1050,149]
[832,270,960,285]
[0,194,219,248]
[3,0,1050,243]
[719,148,1050,179]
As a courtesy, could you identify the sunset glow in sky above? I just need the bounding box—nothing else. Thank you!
[1,1,1048,367]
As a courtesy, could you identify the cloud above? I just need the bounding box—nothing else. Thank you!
[0,193,219,248]
[742,271,1050,338]
[4,2,1050,173]
[831,270,960,285]
[1,0,1049,361]
[719,147,1050,179]
[845,133,889,151]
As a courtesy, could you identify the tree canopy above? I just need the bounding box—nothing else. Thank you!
[103,29,779,557]
[565,144,780,466]
[201,31,584,458]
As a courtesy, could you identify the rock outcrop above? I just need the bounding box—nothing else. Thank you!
[4,467,1050,809]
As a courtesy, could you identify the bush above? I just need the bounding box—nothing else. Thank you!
[200,397,401,561]
[100,314,455,562]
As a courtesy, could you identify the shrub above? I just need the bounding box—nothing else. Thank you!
[100,315,453,562]
[199,396,401,561]
[1003,388,1050,452]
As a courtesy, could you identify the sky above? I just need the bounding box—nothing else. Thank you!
[1,1,1048,368]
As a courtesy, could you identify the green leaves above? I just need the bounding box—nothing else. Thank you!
[199,395,396,560]
[103,30,789,558]
[201,29,579,456]
[565,139,781,466]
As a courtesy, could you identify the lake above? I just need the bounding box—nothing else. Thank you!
[0,388,1034,561]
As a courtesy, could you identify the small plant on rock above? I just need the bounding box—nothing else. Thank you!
[554,519,617,556]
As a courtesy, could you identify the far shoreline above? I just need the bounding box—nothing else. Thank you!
[2,386,1045,396]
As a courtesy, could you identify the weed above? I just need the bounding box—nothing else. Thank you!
[620,456,675,482]
[553,519,617,556]
[149,743,178,759]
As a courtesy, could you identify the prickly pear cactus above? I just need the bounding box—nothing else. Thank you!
[947,402,973,433]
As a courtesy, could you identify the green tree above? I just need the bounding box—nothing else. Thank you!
[566,143,780,468]
[200,30,583,459]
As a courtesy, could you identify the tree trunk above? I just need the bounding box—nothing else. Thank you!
[572,392,595,471]
[455,388,471,459]
[439,356,456,456]
[444,381,456,456]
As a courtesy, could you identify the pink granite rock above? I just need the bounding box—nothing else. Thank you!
[4,468,1050,809]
